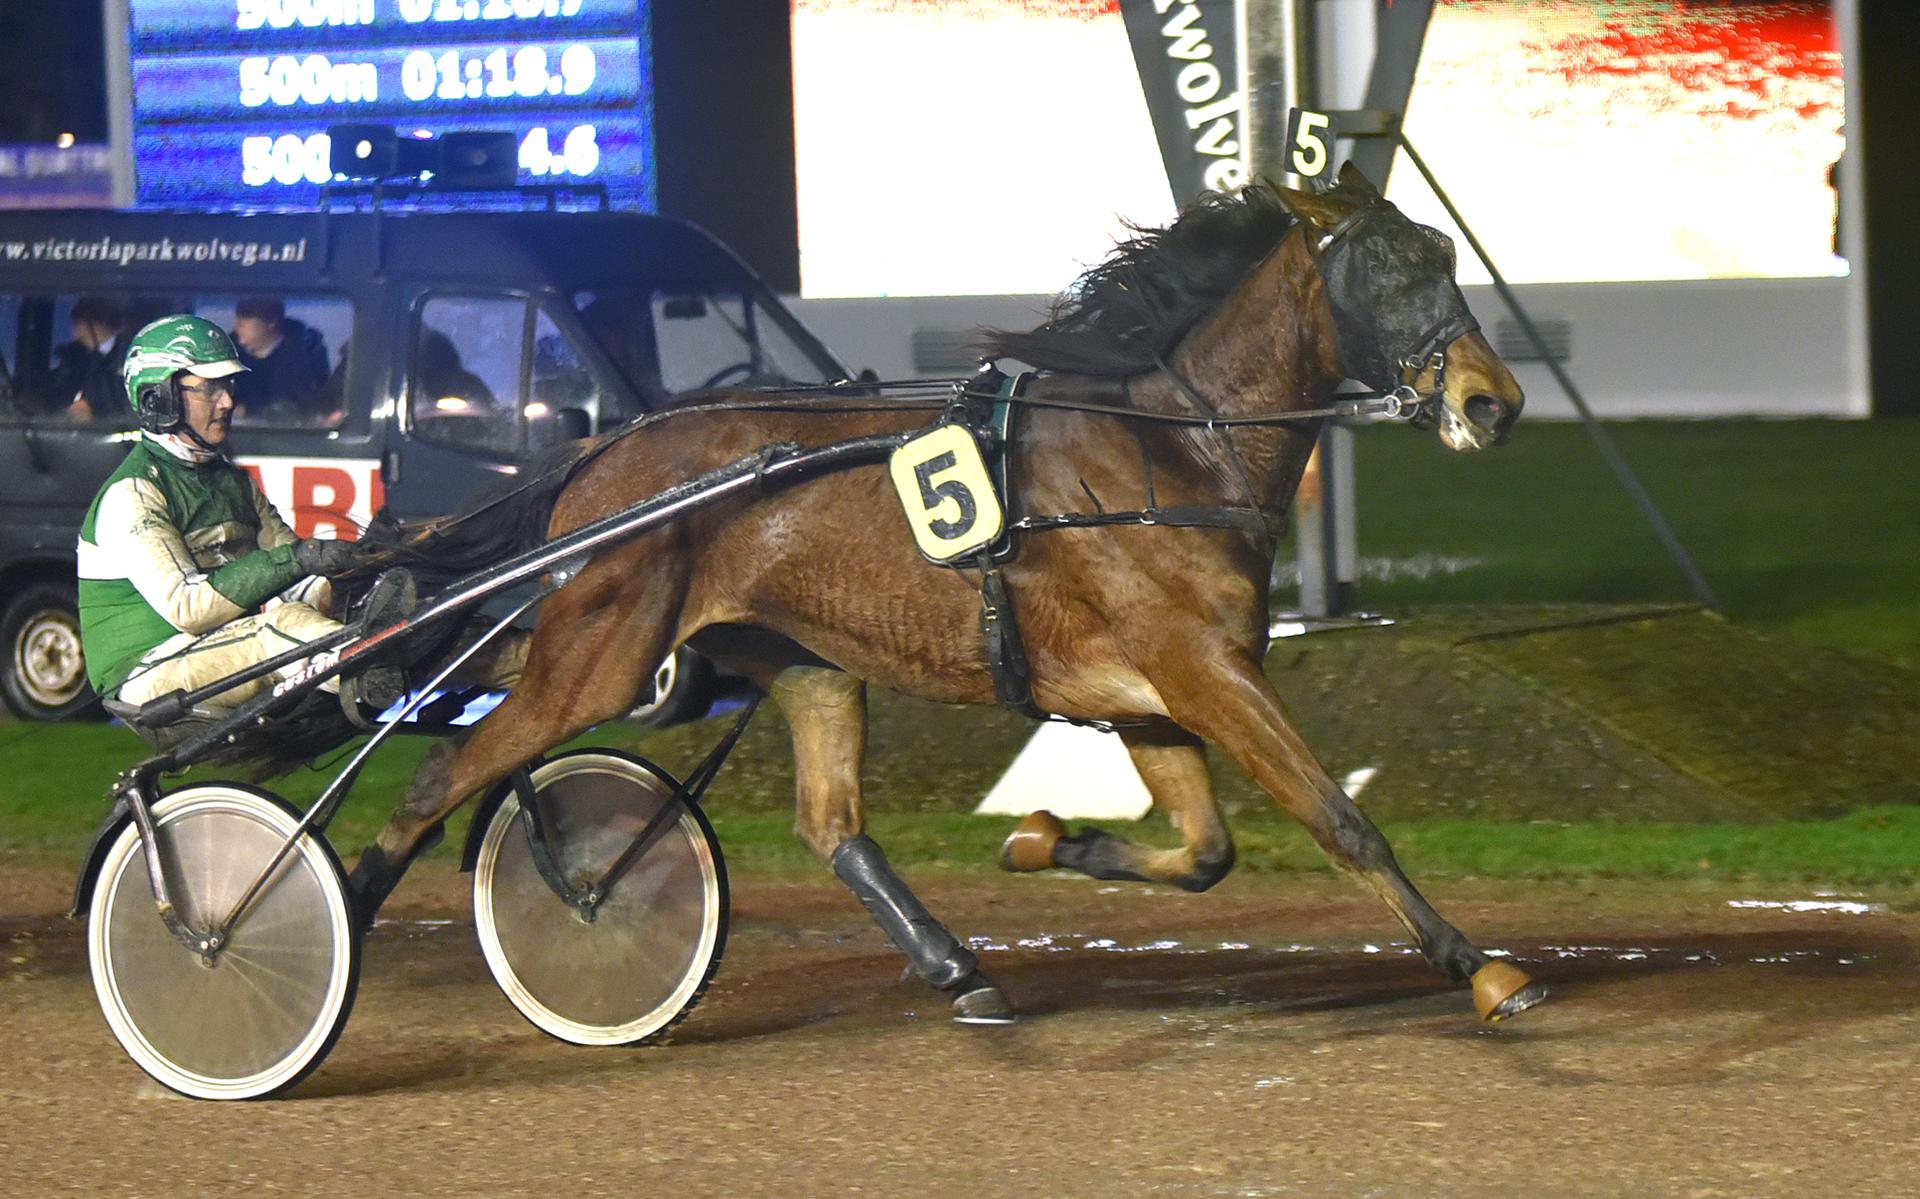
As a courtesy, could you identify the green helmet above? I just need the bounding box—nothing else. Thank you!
[121,314,248,434]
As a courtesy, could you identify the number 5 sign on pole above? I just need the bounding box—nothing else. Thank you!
[1284,107,1336,181]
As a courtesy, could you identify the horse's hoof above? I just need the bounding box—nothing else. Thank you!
[346,822,445,932]
[1472,959,1547,1022]
[999,810,1066,873]
[952,980,1018,1025]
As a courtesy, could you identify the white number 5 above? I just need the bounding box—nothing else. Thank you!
[1289,109,1331,179]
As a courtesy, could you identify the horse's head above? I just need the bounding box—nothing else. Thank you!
[1273,164,1523,451]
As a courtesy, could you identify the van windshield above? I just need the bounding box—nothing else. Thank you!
[573,287,838,414]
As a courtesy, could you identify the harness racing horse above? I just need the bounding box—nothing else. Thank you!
[348,164,1543,1026]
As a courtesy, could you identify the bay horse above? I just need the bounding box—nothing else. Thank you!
[348,164,1543,1026]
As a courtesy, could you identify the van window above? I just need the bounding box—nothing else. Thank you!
[529,308,602,442]
[194,294,352,429]
[412,295,602,457]
[0,293,173,427]
[573,287,832,411]
[0,291,352,429]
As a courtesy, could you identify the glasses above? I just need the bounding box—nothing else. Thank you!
[179,380,235,401]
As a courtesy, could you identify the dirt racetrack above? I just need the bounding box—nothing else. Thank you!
[4,860,1918,1197]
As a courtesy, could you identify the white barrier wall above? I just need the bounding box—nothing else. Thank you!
[788,276,1865,419]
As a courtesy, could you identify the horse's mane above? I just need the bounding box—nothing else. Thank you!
[978,184,1297,378]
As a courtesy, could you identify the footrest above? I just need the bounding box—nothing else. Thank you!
[355,567,419,640]
[101,697,227,752]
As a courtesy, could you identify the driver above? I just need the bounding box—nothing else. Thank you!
[76,315,377,714]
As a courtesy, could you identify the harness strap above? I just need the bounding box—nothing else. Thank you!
[1010,505,1270,536]
[976,553,1046,720]
[1151,351,1280,548]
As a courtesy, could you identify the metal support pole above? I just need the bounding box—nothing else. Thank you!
[102,0,135,206]
[1394,133,1721,611]
[1244,0,1347,615]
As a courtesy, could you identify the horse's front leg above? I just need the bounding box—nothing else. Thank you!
[1159,650,1547,1022]
[1000,722,1236,892]
[769,665,1015,1024]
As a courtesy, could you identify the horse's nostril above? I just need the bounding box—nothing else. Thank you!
[1464,394,1506,430]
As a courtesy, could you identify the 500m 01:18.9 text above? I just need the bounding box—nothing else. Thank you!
[401,45,596,102]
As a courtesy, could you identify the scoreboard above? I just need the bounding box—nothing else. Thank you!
[127,0,654,208]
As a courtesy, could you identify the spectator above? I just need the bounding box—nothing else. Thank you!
[52,294,126,420]
[417,328,495,411]
[231,296,331,422]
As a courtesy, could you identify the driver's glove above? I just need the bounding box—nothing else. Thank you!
[293,537,360,578]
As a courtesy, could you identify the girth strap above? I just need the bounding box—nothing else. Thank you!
[977,553,1046,720]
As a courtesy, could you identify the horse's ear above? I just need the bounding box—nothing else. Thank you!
[1266,177,1349,234]
[1334,161,1382,198]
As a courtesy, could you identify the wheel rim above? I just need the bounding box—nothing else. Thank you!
[88,787,356,1100]
[475,754,724,1046]
[14,608,85,708]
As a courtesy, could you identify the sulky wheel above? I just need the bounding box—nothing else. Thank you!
[87,783,359,1100]
[473,750,728,1046]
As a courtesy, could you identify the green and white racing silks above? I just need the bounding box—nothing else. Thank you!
[77,438,307,695]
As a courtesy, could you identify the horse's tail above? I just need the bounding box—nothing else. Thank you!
[349,434,608,595]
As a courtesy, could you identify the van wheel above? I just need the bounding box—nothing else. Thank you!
[1,583,98,721]
[629,647,715,726]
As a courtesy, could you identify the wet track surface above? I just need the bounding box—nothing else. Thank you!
[4,864,1918,1196]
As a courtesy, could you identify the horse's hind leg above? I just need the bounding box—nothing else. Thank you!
[769,665,1015,1025]
[1000,723,1235,892]
[1162,653,1546,1022]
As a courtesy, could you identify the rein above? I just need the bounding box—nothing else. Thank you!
[729,377,1431,428]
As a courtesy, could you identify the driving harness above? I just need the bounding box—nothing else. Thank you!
[932,198,1482,722]
[938,363,1280,724]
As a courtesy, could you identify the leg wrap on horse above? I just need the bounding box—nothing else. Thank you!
[1051,828,1234,892]
[831,835,978,990]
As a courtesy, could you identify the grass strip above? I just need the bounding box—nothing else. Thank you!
[12,764,1920,885]
[520,805,1920,887]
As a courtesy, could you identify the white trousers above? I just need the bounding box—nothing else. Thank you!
[117,584,344,709]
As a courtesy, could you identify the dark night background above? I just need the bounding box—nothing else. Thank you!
[0,6,109,143]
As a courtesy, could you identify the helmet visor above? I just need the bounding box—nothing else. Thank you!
[186,357,249,380]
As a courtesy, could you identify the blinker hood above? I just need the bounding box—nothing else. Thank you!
[1310,202,1479,391]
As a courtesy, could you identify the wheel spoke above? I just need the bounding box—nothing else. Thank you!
[89,784,356,1100]
[474,751,726,1046]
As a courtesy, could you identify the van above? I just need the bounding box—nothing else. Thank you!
[0,201,852,719]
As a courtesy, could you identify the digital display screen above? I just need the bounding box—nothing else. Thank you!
[794,0,1173,299]
[1387,0,1844,285]
[792,0,1843,298]
[127,0,654,208]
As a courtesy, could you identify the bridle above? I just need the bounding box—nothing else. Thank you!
[1307,197,1480,428]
